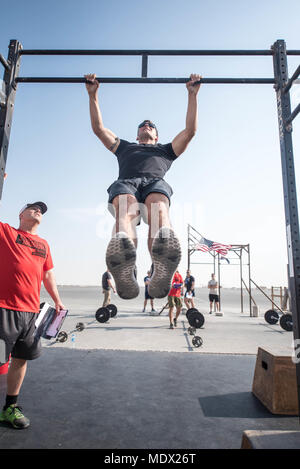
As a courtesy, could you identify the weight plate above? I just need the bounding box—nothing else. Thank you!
[76,322,85,331]
[188,326,196,335]
[264,309,279,325]
[188,311,205,329]
[280,313,293,332]
[57,331,68,343]
[95,307,110,323]
[106,304,117,318]
[186,308,198,320]
[192,336,203,348]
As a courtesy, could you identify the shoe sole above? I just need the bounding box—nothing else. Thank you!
[106,232,139,300]
[0,418,30,429]
[148,227,181,299]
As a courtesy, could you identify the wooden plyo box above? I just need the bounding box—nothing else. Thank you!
[252,347,299,415]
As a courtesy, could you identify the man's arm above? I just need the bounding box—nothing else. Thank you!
[85,73,120,153]
[172,74,202,157]
[107,279,116,293]
[43,269,65,313]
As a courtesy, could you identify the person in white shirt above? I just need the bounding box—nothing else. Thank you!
[208,273,219,314]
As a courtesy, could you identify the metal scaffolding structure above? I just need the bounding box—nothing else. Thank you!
[187,224,252,315]
[0,39,300,413]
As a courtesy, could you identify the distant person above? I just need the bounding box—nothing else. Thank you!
[208,273,219,313]
[102,269,116,307]
[143,270,156,313]
[168,270,183,329]
[0,200,65,429]
[184,270,195,309]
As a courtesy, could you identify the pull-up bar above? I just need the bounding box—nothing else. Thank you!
[18,48,300,56]
[15,77,275,84]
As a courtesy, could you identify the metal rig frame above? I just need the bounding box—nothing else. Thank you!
[187,224,252,315]
[0,39,300,412]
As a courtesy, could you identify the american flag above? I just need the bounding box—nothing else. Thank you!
[195,237,232,256]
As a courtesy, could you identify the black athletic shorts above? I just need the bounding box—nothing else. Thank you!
[209,294,219,302]
[0,307,42,363]
[107,176,173,222]
[145,291,153,300]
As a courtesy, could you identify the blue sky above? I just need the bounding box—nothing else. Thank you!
[0,0,299,288]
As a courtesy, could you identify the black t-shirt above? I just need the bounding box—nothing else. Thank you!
[115,139,177,179]
[102,271,111,290]
[185,275,195,292]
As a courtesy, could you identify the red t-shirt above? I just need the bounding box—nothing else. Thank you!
[0,222,54,313]
[169,272,183,297]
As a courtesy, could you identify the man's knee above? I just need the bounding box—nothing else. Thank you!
[144,193,170,226]
[112,194,141,223]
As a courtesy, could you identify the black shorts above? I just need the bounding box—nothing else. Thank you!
[0,308,42,363]
[107,177,173,222]
[145,291,153,300]
[209,294,219,302]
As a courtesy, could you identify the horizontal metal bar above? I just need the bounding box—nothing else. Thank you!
[15,76,275,84]
[19,48,276,56]
[17,48,300,57]
[285,102,300,124]
[284,64,300,93]
[0,54,10,71]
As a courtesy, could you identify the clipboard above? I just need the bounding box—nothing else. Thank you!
[35,302,68,340]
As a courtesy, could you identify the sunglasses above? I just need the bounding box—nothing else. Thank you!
[138,121,156,129]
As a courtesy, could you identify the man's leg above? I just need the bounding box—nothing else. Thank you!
[102,290,110,307]
[106,194,140,300]
[0,358,30,429]
[112,194,140,247]
[6,358,27,396]
[169,307,174,328]
[174,306,181,326]
[144,193,181,299]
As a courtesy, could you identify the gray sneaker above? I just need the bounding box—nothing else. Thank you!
[106,232,139,299]
[148,227,181,299]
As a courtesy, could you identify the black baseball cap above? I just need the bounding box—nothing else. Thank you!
[19,201,48,215]
[137,120,158,136]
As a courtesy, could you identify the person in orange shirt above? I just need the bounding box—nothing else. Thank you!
[168,270,183,329]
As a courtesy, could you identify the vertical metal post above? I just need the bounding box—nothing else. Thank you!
[239,249,244,313]
[217,253,221,311]
[141,55,148,78]
[187,224,191,270]
[248,245,252,317]
[0,40,22,200]
[273,39,300,417]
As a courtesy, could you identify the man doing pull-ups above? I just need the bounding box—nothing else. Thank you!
[85,73,201,300]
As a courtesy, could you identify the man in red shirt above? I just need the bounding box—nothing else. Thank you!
[168,270,184,329]
[0,200,65,429]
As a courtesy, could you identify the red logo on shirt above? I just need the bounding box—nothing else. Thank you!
[15,234,46,258]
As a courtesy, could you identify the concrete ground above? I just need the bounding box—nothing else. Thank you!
[0,287,299,449]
